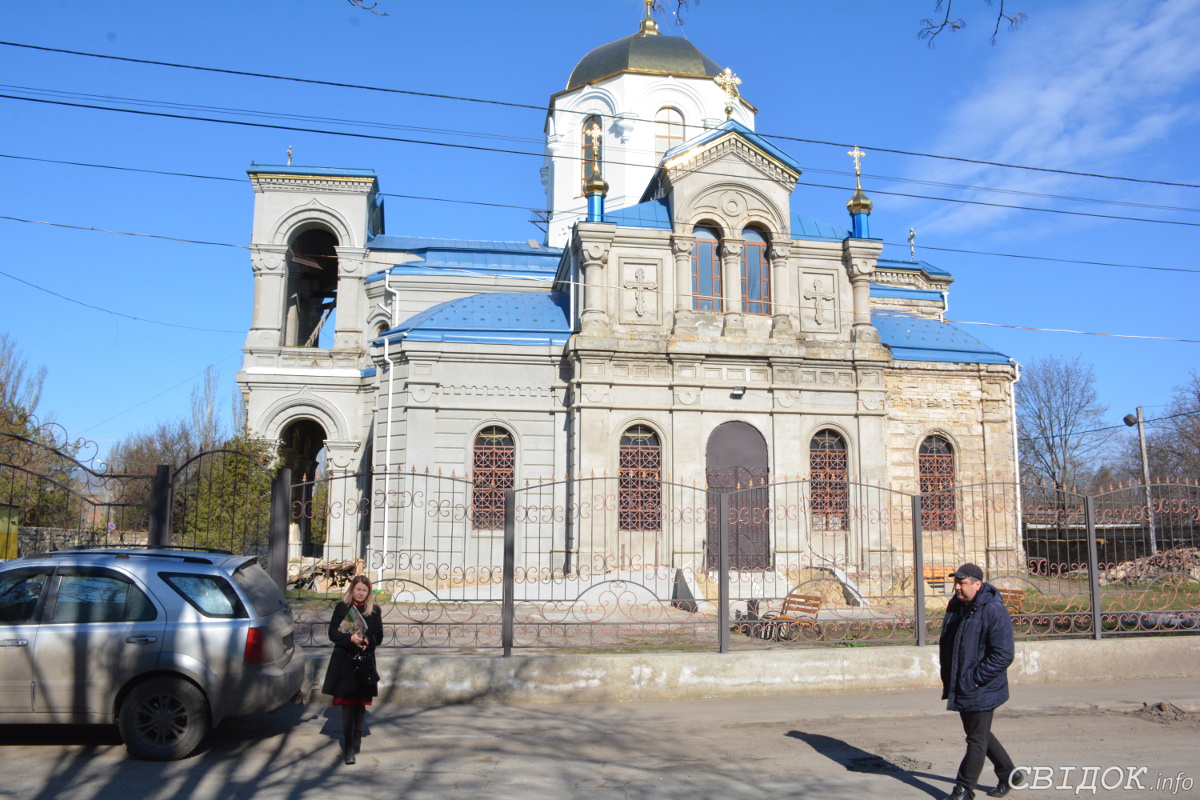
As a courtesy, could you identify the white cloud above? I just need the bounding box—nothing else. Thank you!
[910,0,1200,236]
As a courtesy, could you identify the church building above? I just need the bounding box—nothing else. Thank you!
[236,8,1019,573]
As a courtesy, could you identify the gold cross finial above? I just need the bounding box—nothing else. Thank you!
[584,122,603,163]
[908,227,917,260]
[286,145,293,166]
[714,67,742,99]
[848,145,865,175]
[640,0,659,35]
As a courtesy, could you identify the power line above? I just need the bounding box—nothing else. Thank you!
[7,93,1200,232]
[4,39,1199,191]
[4,212,1199,347]
[1017,408,1200,443]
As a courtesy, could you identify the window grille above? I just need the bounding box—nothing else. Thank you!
[919,435,956,532]
[471,426,515,530]
[619,425,662,532]
[810,429,848,531]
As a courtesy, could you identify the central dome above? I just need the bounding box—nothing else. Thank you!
[566,31,722,91]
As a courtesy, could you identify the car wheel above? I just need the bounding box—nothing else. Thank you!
[118,676,211,761]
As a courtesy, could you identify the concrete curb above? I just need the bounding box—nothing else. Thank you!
[301,636,1200,706]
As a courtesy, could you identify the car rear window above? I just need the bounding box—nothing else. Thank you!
[231,561,287,617]
[161,573,247,618]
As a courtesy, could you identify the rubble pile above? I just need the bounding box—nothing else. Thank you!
[1101,547,1200,586]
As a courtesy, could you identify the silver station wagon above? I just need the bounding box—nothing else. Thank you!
[0,547,304,760]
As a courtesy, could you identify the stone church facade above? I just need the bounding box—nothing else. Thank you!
[236,12,1018,575]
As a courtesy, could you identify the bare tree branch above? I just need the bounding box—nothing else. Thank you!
[346,0,388,17]
[1017,355,1114,489]
[919,0,1024,47]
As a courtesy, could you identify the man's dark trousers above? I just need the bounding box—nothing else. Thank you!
[956,709,1015,796]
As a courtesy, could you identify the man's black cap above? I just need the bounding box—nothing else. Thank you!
[952,563,984,581]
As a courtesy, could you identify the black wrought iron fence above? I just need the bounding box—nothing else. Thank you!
[281,471,1200,654]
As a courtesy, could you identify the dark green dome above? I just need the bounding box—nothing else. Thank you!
[567,31,722,91]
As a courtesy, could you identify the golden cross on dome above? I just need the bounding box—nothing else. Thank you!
[848,145,865,175]
[714,67,742,99]
[584,122,603,163]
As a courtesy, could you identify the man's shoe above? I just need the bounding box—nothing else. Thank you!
[943,786,970,800]
[986,770,1025,798]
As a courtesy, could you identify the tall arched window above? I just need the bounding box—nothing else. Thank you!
[654,106,685,160]
[619,425,662,532]
[919,435,956,532]
[581,115,603,186]
[810,429,848,531]
[740,228,770,315]
[691,226,723,312]
[471,426,515,530]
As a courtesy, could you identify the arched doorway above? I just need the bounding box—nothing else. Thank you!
[280,419,327,557]
[706,421,769,569]
[284,228,338,348]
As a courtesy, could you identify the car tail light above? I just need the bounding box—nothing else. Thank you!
[244,626,269,664]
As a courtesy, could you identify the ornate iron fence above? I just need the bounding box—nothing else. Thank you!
[281,470,1200,653]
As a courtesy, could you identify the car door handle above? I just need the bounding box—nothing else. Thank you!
[1,639,29,647]
[124,636,158,645]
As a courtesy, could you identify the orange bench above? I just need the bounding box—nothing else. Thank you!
[760,593,822,641]
[997,588,1026,615]
[923,565,955,591]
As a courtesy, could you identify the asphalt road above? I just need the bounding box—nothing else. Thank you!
[0,678,1197,800]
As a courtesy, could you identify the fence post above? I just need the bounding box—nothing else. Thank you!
[912,495,927,646]
[717,492,730,654]
[1084,496,1103,640]
[502,488,516,657]
[147,464,173,547]
[268,467,291,593]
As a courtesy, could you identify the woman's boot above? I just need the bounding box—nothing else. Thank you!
[341,706,357,765]
[353,707,365,754]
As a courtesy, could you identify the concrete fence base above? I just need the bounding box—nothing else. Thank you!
[302,636,1200,706]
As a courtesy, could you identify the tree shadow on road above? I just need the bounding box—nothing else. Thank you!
[787,730,946,798]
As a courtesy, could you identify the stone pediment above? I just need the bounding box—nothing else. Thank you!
[666,134,798,193]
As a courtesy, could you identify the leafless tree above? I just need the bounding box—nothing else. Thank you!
[919,0,1027,47]
[1017,355,1113,489]
[1113,372,1200,482]
[0,332,45,433]
[346,0,387,16]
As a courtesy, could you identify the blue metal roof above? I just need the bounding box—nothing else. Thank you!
[381,292,572,347]
[877,257,951,278]
[246,165,377,179]
[873,312,1010,365]
[610,197,672,230]
[870,285,945,302]
[661,120,803,175]
[364,237,563,283]
[791,213,850,242]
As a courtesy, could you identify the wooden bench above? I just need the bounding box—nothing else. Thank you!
[760,593,822,641]
[997,588,1026,615]
[923,565,956,591]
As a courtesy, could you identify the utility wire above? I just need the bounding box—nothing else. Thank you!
[4,213,1199,346]
[3,40,1199,191]
[1017,408,1200,443]
[6,93,1200,231]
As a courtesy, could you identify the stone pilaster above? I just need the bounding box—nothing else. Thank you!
[575,222,616,334]
[247,245,287,348]
[333,246,368,352]
[842,238,884,346]
[721,238,745,334]
[671,236,697,334]
[768,242,795,339]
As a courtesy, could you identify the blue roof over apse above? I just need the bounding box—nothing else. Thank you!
[247,165,377,179]
[662,120,803,175]
[363,237,563,283]
[870,285,945,302]
[609,197,672,230]
[876,257,951,278]
[872,312,1011,365]
[380,292,573,347]
[790,213,850,242]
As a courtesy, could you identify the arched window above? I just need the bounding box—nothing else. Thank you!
[472,426,515,530]
[919,435,956,532]
[285,228,339,348]
[619,425,662,532]
[581,115,603,186]
[654,106,685,161]
[740,228,770,315]
[691,226,723,312]
[810,430,848,531]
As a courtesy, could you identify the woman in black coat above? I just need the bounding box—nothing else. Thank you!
[322,574,383,765]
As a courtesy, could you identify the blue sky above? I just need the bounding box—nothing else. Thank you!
[2,0,1198,459]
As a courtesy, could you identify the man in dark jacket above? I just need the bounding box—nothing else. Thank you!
[938,563,1024,799]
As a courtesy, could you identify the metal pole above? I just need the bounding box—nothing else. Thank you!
[268,467,291,593]
[1135,407,1157,555]
[912,495,927,647]
[502,488,516,657]
[1084,496,1103,640]
[147,464,173,548]
[717,492,730,654]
